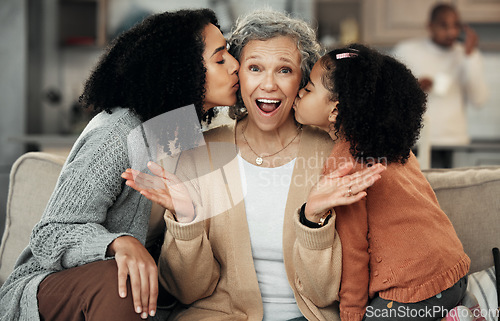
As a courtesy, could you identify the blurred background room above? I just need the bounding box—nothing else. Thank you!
[1,0,499,238]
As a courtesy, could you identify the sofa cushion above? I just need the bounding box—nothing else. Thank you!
[423,166,500,274]
[0,152,65,284]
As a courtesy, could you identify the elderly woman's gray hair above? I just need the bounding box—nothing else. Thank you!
[228,9,322,89]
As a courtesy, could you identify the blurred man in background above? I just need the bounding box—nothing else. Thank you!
[393,3,489,167]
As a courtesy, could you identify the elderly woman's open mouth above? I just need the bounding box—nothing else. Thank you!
[256,98,282,114]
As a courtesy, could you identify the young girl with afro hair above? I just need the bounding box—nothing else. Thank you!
[0,8,239,321]
[294,43,472,321]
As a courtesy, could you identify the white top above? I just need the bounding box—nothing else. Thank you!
[237,154,303,321]
[392,38,489,146]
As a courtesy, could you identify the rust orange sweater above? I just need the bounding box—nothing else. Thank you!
[326,140,470,321]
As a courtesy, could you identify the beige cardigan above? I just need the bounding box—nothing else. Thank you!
[158,121,342,321]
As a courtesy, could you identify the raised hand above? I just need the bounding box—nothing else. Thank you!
[304,162,385,223]
[463,24,478,55]
[121,161,195,223]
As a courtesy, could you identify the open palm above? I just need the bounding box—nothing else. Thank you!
[122,161,195,223]
[304,162,385,222]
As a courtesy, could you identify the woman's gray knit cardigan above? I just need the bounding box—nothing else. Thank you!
[0,108,153,320]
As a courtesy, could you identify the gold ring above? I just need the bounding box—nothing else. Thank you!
[347,186,353,197]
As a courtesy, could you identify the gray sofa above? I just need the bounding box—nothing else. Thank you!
[1,152,500,285]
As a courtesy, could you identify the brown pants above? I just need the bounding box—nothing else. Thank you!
[37,259,143,321]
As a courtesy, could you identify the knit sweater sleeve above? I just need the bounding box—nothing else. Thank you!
[29,124,133,270]
[158,214,220,305]
[292,207,342,308]
[337,198,370,321]
[157,149,221,305]
[325,141,371,321]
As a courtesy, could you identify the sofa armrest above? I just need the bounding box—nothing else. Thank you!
[0,152,65,284]
[423,166,500,274]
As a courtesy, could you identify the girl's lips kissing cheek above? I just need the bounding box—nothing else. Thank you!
[256,98,282,114]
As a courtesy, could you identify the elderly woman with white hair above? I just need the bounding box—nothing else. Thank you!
[124,8,383,321]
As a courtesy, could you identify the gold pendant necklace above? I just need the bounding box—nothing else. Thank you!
[241,123,302,166]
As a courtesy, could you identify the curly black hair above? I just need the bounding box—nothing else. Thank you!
[321,43,426,164]
[79,8,219,124]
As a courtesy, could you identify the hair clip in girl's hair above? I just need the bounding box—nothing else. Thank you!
[336,52,358,60]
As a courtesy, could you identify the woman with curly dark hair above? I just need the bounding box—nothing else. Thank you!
[0,8,238,321]
[294,43,471,321]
